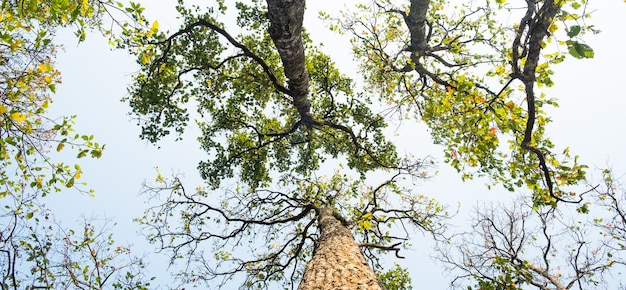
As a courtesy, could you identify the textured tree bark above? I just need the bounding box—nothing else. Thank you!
[299,207,385,290]
[407,0,430,53]
[266,0,314,124]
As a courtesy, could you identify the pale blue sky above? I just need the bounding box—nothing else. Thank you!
[44,0,626,288]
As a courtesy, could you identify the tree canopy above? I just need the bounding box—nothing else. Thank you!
[122,0,592,208]
[2,0,624,289]
[113,0,605,288]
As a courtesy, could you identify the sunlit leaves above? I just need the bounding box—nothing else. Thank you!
[0,2,125,287]
[376,263,413,290]
[121,1,403,191]
[146,20,159,38]
[334,0,592,205]
[120,0,601,288]
[0,1,112,202]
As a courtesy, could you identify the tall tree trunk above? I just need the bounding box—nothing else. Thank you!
[299,207,384,290]
[264,2,384,288]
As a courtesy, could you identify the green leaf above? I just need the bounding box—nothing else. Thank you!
[66,177,75,188]
[567,25,581,38]
[566,40,594,59]
[576,203,590,214]
[575,42,594,58]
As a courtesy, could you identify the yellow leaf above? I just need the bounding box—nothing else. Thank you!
[81,0,89,15]
[141,53,150,64]
[495,66,506,75]
[0,104,7,114]
[550,158,559,166]
[548,22,558,34]
[146,20,159,38]
[537,116,546,126]
[10,112,27,122]
[156,172,165,183]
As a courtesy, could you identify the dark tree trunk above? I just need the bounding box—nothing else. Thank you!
[299,207,384,290]
[407,0,430,53]
[266,0,314,124]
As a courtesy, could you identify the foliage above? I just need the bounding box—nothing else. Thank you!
[376,263,413,290]
[138,170,447,289]
[0,0,150,288]
[0,209,153,289]
[116,0,601,288]
[119,1,597,202]
[437,191,618,289]
[118,0,403,192]
[332,0,594,206]
[1,0,108,199]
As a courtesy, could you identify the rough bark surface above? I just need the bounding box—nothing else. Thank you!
[407,0,430,53]
[266,0,313,124]
[299,207,384,290]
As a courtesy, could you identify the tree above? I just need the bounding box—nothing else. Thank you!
[592,170,626,272]
[1,210,152,289]
[118,0,598,288]
[335,0,590,205]
[437,170,626,289]
[437,195,614,290]
[0,1,150,288]
[140,172,446,289]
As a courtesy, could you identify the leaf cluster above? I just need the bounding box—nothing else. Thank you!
[336,0,592,205]
[121,1,405,191]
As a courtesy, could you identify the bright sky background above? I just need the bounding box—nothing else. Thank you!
[44,0,626,288]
